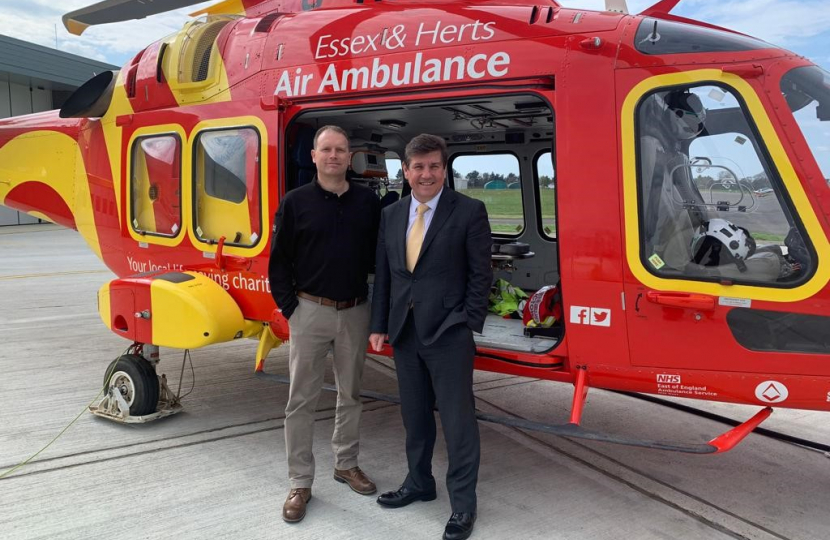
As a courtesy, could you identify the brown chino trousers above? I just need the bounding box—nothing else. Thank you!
[285,297,371,488]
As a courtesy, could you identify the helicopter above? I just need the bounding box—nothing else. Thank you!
[1,0,829,453]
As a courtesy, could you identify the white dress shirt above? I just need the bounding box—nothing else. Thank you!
[406,188,444,242]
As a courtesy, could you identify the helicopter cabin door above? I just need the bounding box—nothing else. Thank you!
[620,75,827,383]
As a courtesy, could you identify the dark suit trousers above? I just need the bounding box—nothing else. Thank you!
[394,314,480,513]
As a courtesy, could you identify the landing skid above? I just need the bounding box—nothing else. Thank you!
[475,408,771,454]
[255,371,772,454]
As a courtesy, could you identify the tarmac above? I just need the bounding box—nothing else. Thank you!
[1,224,829,540]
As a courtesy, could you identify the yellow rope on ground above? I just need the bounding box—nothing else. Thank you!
[0,347,130,480]
[0,270,110,280]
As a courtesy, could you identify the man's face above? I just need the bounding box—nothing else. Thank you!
[311,130,350,178]
[403,150,445,202]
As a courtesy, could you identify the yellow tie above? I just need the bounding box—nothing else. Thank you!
[406,203,429,272]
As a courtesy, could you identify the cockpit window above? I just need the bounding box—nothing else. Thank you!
[780,65,830,183]
[636,83,814,287]
[635,18,774,55]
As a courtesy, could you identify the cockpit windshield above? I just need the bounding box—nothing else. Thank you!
[780,66,830,184]
[636,83,815,287]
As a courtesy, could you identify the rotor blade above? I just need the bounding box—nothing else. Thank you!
[605,0,629,14]
[190,0,248,17]
[63,0,208,35]
[640,0,682,16]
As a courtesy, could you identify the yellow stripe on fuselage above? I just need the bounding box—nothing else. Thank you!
[0,130,102,260]
[98,281,112,330]
[99,74,136,231]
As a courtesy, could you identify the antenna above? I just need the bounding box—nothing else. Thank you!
[638,20,661,45]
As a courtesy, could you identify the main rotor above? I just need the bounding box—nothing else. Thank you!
[63,0,683,36]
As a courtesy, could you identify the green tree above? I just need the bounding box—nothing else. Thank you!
[693,174,715,190]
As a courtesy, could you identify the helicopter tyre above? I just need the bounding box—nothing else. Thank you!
[103,354,160,416]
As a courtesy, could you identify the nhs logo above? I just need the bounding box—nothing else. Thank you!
[569,306,611,327]
[657,374,681,384]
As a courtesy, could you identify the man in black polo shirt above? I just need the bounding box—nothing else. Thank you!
[269,125,381,523]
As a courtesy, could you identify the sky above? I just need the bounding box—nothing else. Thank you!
[0,0,827,70]
[0,0,826,180]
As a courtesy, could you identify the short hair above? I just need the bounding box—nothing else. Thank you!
[313,125,349,149]
[404,134,447,166]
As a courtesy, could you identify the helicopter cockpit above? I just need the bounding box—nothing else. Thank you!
[637,84,814,286]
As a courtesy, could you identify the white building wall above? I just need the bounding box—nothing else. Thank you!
[32,86,51,112]
[0,76,11,118]
[0,76,17,225]
[9,81,32,116]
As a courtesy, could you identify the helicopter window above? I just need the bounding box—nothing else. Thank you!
[450,153,523,236]
[193,127,261,247]
[635,18,773,56]
[727,308,830,354]
[637,84,814,287]
[780,65,830,183]
[384,155,405,199]
[130,135,182,237]
[535,151,556,239]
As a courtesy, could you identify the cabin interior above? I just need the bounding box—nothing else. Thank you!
[286,93,561,355]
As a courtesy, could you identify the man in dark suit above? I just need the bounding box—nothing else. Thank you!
[369,134,492,540]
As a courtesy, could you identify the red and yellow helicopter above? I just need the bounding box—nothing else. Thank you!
[1,0,829,453]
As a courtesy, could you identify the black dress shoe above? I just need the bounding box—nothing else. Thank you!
[443,512,476,540]
[376,485,437,508]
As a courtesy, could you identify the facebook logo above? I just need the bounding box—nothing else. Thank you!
[570,306,611,327]
[570,306,590,325]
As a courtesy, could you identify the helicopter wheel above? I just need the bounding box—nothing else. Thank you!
[103,354,160,416]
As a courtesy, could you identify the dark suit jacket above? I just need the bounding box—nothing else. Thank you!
[370,188,493,346]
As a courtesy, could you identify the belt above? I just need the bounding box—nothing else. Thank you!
[297,291,367,310]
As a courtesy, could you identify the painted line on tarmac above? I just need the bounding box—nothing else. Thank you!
[0,225,64,235]
[0,314,100,325]
[0,414,296,479]
[476,396,790,540]
[0,401,395,481]
[0,270,110,281]
[365,354,788,540]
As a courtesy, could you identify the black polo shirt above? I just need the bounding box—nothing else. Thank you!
[268,178,381,320]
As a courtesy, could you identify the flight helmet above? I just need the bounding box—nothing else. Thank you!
[691,218,756,271]
[665,90,707,140]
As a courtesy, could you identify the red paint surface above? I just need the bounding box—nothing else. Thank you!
[4,182,75,229]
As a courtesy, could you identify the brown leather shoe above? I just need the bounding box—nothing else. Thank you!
[334,466,377,495]
[282,488,312,523]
